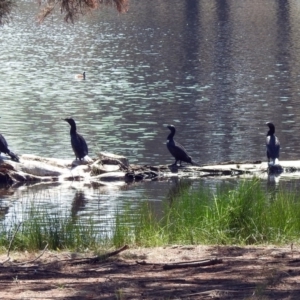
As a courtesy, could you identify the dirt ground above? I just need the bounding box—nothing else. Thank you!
[0,244,300,300]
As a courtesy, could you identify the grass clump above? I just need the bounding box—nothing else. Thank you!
[113,178,300,246]
[0,205,99,252]
[2,178,300,252]
[112,203,162,248]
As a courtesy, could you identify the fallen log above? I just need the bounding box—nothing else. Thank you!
[0,151,299,186]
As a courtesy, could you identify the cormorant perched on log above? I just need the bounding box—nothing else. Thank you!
[166,125,198,166]
[266,122,280,165]
[0,118,19,162]
[64,118,88,160]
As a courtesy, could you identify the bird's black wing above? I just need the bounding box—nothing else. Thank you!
[71,133,88,159]
[0,134,9,154]
[167,139,191,161]
[266,135,280,159]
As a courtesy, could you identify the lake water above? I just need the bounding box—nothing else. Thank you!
[1,0,300,228]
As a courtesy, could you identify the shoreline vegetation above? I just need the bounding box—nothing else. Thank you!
[1,178,299,254]
[1,178,300,299]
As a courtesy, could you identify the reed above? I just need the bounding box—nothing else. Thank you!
[0,204,99,252]
[1,178,300,252]
[112,178,300,246]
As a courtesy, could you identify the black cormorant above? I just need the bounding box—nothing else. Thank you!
[64,118,88,160]
[266,122,280,165]
[166,125,197,166]
[0,118,19,162]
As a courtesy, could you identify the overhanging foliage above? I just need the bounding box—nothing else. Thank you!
[0,0,128,25]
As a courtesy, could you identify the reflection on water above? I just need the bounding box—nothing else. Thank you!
[2,0,300,229]
[166,178,193,203]
[71,190,88,220]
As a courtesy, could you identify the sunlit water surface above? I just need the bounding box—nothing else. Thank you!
[1,0,300,230]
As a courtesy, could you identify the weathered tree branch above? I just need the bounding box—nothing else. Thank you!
[136,258,223,269]
[13,243,49,265]
[0,221,22,264]
[162,258,223,270]
[6,222,22,258]
[70,244,129,265]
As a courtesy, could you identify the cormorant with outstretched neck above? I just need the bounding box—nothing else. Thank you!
[166,125,198,166]
[266,122,280,165]
[0,118,19,162]
[64,118,88,160]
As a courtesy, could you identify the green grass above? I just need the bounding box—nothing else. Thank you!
[112,178,300,247]
[1,178,300,252]
[0,206,100,252]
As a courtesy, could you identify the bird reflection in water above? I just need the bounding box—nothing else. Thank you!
[0,187,15,220]
[266,173,281,202]
[71,190,87,220]
[166,178,193,206]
